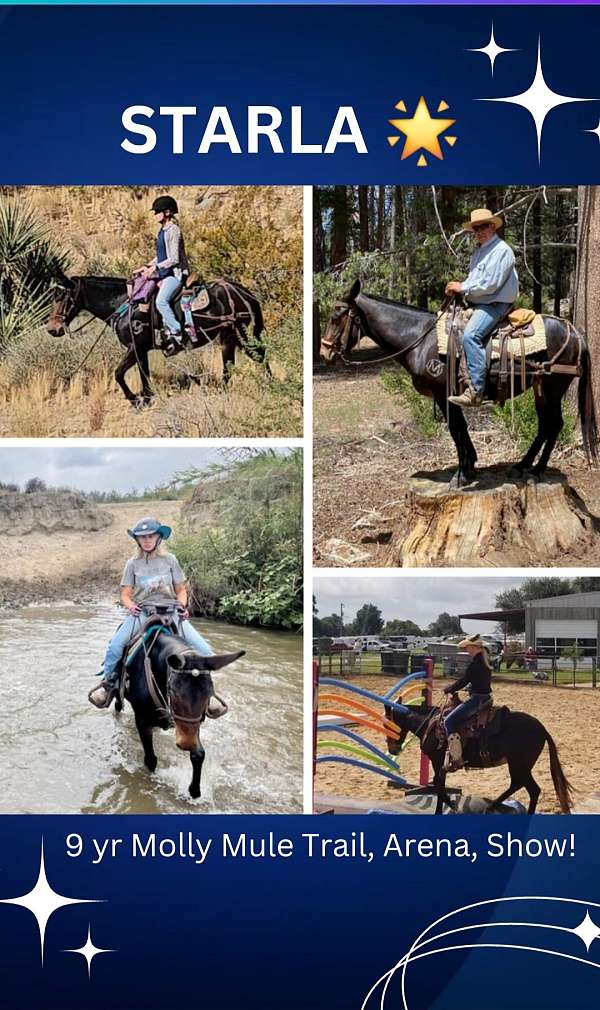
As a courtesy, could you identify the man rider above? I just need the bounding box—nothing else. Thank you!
[445,208,519,408]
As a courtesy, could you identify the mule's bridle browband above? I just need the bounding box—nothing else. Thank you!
[143,628,210,728]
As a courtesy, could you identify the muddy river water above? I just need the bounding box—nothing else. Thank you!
[0,602,303,814]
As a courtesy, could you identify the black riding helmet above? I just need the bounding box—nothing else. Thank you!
[152,195,178,215]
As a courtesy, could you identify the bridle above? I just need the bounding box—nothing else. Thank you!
[50,279,90,335]
[323,296,451,366]
[321,301,361,363]
[141,617,213,728]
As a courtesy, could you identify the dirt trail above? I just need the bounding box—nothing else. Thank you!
[0,500,182,605]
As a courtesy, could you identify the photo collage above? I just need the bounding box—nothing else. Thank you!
[2,183,599,816]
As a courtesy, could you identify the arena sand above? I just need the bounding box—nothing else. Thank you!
[315,676,600,813]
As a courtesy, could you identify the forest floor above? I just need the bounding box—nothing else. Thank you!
[313,357,600,567]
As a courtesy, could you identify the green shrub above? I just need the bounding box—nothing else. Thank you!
[171,450,303,630]
[380,367,442,438]
[493,389,575,453]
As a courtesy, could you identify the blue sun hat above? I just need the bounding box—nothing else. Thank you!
[127,517,172,540]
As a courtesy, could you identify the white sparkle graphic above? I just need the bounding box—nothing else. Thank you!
[467,22,518,76]
[0,841,101,963]
[479,37,598,161]
[573,911,600,952]
[64,924,115,978]
[585,119,600,143]
[362,895,600,1010]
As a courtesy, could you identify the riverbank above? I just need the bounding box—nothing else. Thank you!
[0,499,182,607]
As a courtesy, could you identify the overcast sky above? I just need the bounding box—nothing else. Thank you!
[314,576,530,633]
[0,446,250,493]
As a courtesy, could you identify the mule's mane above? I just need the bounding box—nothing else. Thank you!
[363,292,434,315]
[74,274,127,286]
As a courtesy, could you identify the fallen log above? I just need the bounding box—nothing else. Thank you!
[388,465,599,567]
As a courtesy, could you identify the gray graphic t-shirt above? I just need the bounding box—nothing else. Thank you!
[121,553,186,603]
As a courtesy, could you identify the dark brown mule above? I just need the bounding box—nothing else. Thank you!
[385,699,573,815]
[48,274,268,407]
[321,280,598,487]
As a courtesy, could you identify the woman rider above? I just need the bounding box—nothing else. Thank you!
[443,633,493,769]
[139,195,189,354]
[88,517,227,717]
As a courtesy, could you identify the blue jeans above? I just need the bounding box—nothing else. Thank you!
[103,614,213,684]
[444,693,491,734]
[156,276,183,334]
[463,303,511,394]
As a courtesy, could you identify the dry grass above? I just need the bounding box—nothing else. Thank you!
[1,186,303,437]
[0,349,301,438]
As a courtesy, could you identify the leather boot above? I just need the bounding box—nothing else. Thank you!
[447,384,483,408]
[445,732,464,770]
[88,680,119,709]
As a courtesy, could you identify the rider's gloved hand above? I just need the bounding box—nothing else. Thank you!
[177,606,190,620]
[128,603,141,616]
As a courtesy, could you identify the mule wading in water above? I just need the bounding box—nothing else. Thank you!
[320,279,598,487]
[47,273,268,408]
[122,602,243,799]
[384,694,573,815]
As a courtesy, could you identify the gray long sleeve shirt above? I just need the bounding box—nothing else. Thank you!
[151,221,189,279]
[461,234,519,305]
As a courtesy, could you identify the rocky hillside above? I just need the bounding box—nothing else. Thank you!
[0,491,112,536]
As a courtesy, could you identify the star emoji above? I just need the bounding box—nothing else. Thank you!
[64,924,115,978]
[388,97,456,166]
[479,36,597,162]
[0,840,102,963]
[468,22,518,76]
[572,910,600,952]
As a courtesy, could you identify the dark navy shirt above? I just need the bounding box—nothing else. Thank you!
[448,652,492,695]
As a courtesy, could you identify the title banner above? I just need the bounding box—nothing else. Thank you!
[1,5,600,182]
[0,816,599,1010]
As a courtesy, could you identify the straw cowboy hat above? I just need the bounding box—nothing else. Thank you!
[462,208,503,232]
[457,633,486,650]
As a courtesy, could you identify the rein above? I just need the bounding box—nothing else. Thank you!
[326,296,451,366]
[142,626,209,728]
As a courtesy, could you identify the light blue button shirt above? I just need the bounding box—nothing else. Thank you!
[461,234,519,304]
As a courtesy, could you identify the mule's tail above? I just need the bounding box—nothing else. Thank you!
[545,731,574,813]
[578,342,599,465]
[230,280,265,339]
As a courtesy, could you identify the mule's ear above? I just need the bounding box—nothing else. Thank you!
[345,278,361,302]
[55,271,75,289]
[204,650,245,671]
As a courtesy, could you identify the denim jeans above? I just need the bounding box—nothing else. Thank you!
[444,692,492,734]
[156,275,183,334]
[463,302,511,394]
[103,614,213,684]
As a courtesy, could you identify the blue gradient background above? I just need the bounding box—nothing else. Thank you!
[0,5,600,181]
[0,817,597,1009]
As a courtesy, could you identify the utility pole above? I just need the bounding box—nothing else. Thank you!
[339,603,344,636]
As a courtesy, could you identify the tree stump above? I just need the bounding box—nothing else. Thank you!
[388,466,600,568]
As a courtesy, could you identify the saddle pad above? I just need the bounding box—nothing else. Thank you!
[124,624,172,667]
[436,311,547,360]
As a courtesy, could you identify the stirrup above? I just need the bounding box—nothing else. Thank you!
[88,682,119,710]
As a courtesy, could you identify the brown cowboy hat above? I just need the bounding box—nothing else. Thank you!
[457,633,485,650]
[462,208,503,232]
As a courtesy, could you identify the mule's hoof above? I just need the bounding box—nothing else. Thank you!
[145,758,157,773]
[132,395,154,411]
[448,470,475,490]
[189,786,201,799]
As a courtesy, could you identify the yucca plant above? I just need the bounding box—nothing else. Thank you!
[0,197,70,349]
